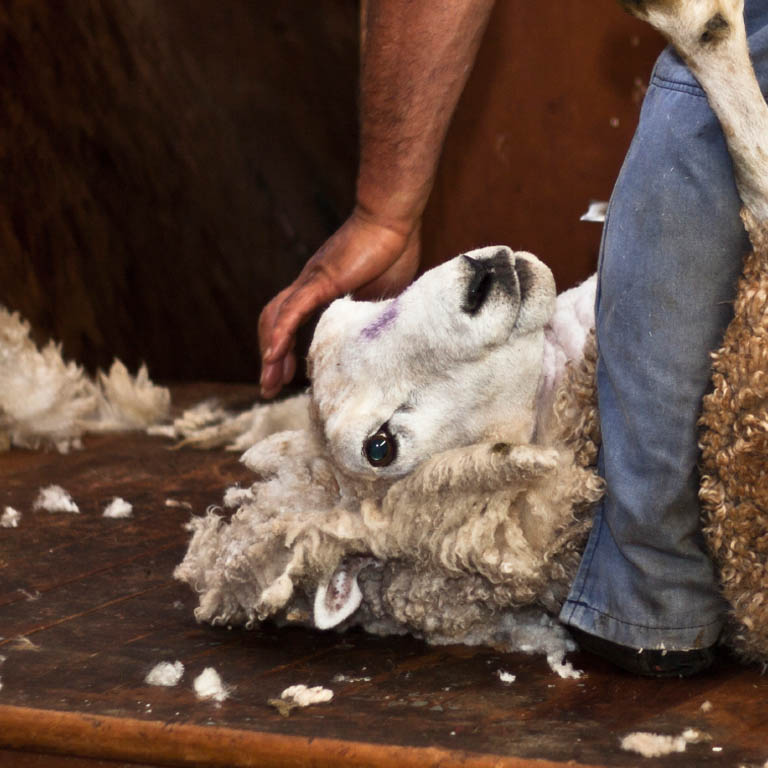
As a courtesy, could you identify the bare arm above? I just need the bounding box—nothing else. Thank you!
[259,0,495,398]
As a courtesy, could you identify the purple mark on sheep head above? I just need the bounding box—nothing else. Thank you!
[360,300,399,341]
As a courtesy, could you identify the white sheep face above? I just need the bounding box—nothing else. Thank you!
[308,246,557,480]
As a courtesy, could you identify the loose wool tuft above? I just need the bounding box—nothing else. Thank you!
[620,730,699,759]
[1,507,20,528]
[269,684,334,717]
[103,497,133,519]
[145,660,184,687]
[280,684,333,707]
[192,667,230,702]
[154,395,311,451]
[0,306,170,452]
[33,485,79,514]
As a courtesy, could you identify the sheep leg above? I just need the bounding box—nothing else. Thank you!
[620,0,768,224]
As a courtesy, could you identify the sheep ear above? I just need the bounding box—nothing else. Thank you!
[313,566,363,629]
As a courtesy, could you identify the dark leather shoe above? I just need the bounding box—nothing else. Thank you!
[570,627,716,677]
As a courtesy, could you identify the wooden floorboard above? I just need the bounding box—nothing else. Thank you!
[1,384,768,767]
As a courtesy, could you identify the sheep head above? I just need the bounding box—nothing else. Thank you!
[308,246,556,484]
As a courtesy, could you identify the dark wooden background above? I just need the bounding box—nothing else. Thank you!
[0,1,663,383]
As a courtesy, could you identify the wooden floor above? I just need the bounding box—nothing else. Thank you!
[1,384,768,768]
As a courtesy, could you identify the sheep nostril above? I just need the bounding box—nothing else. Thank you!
[463,264,494,315]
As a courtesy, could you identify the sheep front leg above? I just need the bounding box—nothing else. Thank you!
[394,440,560,498]
[620,0,768,224]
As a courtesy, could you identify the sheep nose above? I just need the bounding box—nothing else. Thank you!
[462,255,495,315]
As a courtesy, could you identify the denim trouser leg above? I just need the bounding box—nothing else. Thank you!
[560,6,768,648]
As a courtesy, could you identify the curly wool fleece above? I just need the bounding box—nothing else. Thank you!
[175,334,602,654]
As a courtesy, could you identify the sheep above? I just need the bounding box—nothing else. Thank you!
[177,0,768,664]
[174,251,603,658]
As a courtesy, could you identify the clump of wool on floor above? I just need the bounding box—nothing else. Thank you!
[0,305,169,453]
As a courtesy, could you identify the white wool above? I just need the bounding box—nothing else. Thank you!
[579,201,608,222]
[1,507,20,528]
[165,394,311,451]
[90,361,170,432]
[145,660,184,687]
[33,485,79,514]
[620,729,705,758]
[0,306,169,453]
[164,499,192,510]
[621,732,688,758]
[103,498,133,519]
[546,654,583,680]
[193,667,230,702]
[331,673,371,683]
[497,670,516,684]
[280,684,333,707]
[146,424,178,439]
[222,486,254,508]
[0,307,97,452]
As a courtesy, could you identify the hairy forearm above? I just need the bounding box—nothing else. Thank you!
[357,0,495,233]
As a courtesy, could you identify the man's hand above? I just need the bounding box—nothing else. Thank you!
[258,209,420,398]
[258,0,494,399]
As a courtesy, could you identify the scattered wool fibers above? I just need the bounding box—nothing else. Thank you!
[164,499,192,510]
[223,486,254,508]
[1,507,20,527]
[269,684,333,717]
[145,660,184,687]
[579,200,609,222]
[547,653,583,679]
[103,497,133,519]
[0,306,169,452]
[193,667,230,702]
[621,729,708,758]
[282,684,333,706]
[33,485,79,514]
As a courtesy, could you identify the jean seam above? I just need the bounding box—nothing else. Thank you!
[564,507,604,619]
[650,75,706,98]
[562,598,722,631]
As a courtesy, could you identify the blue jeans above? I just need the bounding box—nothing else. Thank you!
[560,2,768,649]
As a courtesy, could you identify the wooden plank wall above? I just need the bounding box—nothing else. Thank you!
[421,1,665,289]
[0,0,358,383]
[0,1,662,382]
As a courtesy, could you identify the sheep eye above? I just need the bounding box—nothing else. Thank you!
[364,425,396,467]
